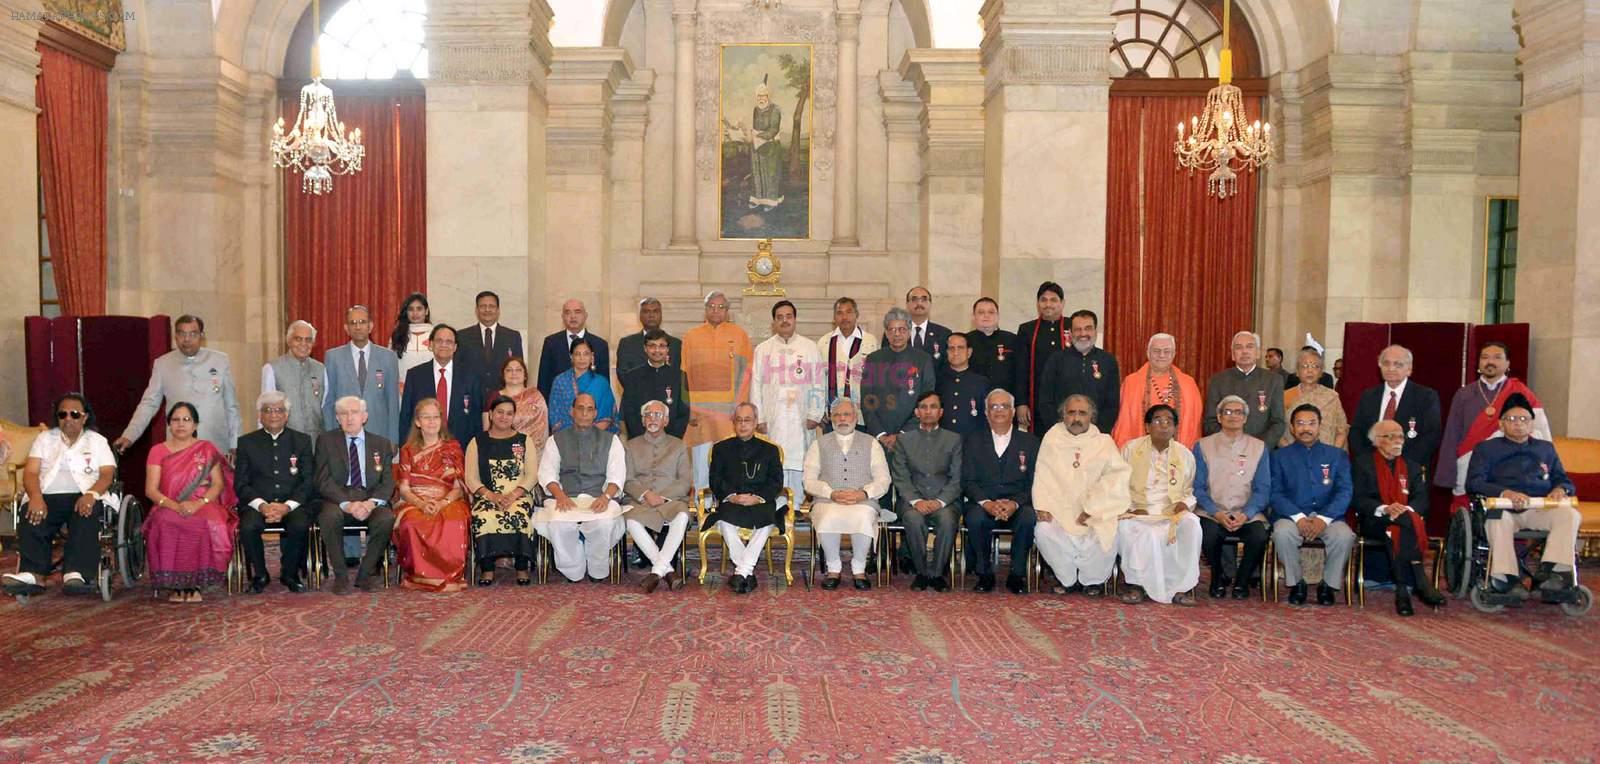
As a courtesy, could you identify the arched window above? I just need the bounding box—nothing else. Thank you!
[1110,0,1261,79]
[317,0,428,80]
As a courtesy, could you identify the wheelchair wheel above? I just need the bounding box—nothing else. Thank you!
[1561,584,1593,617]
[1444,509,1473,598]
[1469,585,1506,614]
[98,568,112,602]
[116,496,147,589]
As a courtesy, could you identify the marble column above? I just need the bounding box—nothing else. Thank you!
[1513,0,1600,436]
[670,6,697,248]
[832,5,860,247]
[424,0,554,339]
[0,1,40,420]
[609,70,656,328]
[902,49,985,322]
[978,0,1112,329]
[545,48,631,336]
[879,72,923,294]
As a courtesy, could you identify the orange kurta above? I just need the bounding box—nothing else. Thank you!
[1110,362,1202,448]
[681,322,754,448]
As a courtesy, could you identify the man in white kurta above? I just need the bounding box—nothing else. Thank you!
[803,398,892,590]
[753,300,825,500]
[1032,395,1131,594]
[536,394,628,582]
[1118,404,1201,605]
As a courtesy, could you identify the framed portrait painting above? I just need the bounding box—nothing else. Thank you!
[719,43,812,240]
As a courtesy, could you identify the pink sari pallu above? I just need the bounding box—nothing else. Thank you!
[144,440,237,590]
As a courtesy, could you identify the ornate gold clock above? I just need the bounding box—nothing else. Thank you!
[744,239,785,296]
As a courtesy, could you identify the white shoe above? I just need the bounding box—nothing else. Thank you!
[61,572,85,584]
[2,572,38,586]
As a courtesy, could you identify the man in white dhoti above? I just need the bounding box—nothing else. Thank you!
[804,398,891,591]
[1032,394,1131,596]
[753,299,825,500]
[536,394,628,582]
[1117,403,1201,605]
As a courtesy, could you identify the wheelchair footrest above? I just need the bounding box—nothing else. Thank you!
[3,582,45,597]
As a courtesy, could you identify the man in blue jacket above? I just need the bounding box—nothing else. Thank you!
[1466,392,1579,598]
[1271,403,1355,606]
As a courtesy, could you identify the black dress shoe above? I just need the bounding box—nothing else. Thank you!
[280,577,307,593]
[1394,587,1415,616]
[931,576,951,593]
[853,576,872,591]
[1317,583,1336,606]
[742,575,759,594]
[1230,582,1251,601]
[331,578,351,595]
[1005,575,1027,595]
[249,577,269,594]
[1208,576,1232,599]
[821,576,841,591]
[1083,582,1105,598]
[973,574,995,593]
[911,575,929,592]
[1287,582,1307,605]
[358,576,380,593]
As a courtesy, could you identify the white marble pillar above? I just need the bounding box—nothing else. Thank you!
[424,0,554,337]
[832,5,861,247]
[609,70,656,326]
[0,1,40,421]
[880,71,923,289]
[979,0,1112,329]
[670,6,697,248]
[901,49,985,321]
[1513,0,1600,436]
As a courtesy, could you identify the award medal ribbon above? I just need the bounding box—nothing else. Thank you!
[375,369,385,390]
[462,395,471,418]
[288,454,299,475]
[1018,451,1028,473]
[372,451,384,474]
[82,454,94,475]
[1236,454,1247,477]
[932,341,941,361]
[1406,418,1417,439]
[210,369,221,394]
[1320,464,1330,486]
[1398,474,1409,496]
[996,344,1006,361]
[665,386,674,405]
[1091,360,1102,380]
[970,398,977,417]
[794,356,804,377]
[312,379,322,399]
[1169,463,1178,486]
[1072,451,1081,469]
[906,367,917,396]
[1256,391,1267,413]
[512,442,525,461]
[1541,462,1551,482]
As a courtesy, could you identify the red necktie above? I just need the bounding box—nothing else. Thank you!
[1383,390,1398,421]
[437,367,450,428]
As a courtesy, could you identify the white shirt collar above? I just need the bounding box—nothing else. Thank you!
[1236,365,1257,375]
[834,326,863,341]
[1480,375,1506,391]
[568,329,587,339]
[480,322,499,332]
[1385,378,1409,398]
[433,360,453,376]
[911,320,930,332]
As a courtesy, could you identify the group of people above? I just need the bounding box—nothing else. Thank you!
[0,285,1582,615]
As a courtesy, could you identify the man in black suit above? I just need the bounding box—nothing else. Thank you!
[620,329,691,439]
[616,297,682,379]
[400,324,485,447]
[905,286,952,371]
[235,391,317,593]
[315,396,399,594]
[538,298,610,400]
[454,290,524,393]
[1348,344,1442,468]
[961,388,1041,594]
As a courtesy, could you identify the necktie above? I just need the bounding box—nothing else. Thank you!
[1384,390,1399,421]
[356,348,368,391]
[484,327,495,362]
[437,367,450,428]
[915,326,924,348]
[569,333,578,352]
[348,437,364,488]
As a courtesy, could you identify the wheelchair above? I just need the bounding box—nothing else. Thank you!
[1442,496,1592,616]
[4,474,148,603]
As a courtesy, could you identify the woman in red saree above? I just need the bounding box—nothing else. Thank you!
[144,402,236,603]
[393,398,470,591]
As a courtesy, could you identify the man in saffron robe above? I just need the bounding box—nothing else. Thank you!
[1111,333,1201,448]
[682,291,754,492]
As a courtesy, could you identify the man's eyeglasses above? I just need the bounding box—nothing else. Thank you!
[260,407,287,415]
[56,410,85,420]
[988,403,1013,411]
[1502,415,1532,423]
[1220,408,1248,417]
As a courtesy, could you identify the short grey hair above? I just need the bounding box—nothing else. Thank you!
[257,390,290,412]
[882,306,913,331]
[985,388,1015,407]
[1146,333,1176,353]
[1062,393,1097,418]
[1230,330,1261,348]
[638,297,661,308]
[1379,344,1414,367]
[285,319,317,341]
[829,397,857,415]
[1216,395,1248,415]
[334,395,367,415]
[640,399,669,417]
[704,290,728,306]
[1367,418,1403,446]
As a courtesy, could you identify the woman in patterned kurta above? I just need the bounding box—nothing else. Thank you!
[490,357,549,468]
[466,396,537,585]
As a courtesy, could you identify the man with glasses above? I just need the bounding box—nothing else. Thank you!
[234,391,317,593]
[115,314,241,456]
[261,320,328,442]
[905,286,952,372]
[1110,333,1202,448]
[314,396,399,594]
[1203,330,1285,448]
[961,389,1040,594]
[1467,392,1582,602]
[682,291,754,492]
[1193,395,1272,600]
[2,394,115,597]
[324,305,403,443]
[400,324,485,446]
[889,392,963,592]
[622,400,694,592]
[1349,344,1441,468]
[1270,404,1355,607]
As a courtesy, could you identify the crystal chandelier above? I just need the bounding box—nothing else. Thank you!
[271,0,363,195]
[1173,0,1272,199]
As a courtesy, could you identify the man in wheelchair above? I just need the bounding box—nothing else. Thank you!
[2,394,117,596]
[1465,392,1580,602]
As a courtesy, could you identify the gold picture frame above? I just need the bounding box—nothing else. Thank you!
[718,43,813,241]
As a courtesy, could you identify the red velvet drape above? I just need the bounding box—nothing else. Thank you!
[283,93,427,359]
[1105,93,1261,385]
[36,42,108,316]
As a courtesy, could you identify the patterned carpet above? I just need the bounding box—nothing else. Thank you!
[1,564,1598,763]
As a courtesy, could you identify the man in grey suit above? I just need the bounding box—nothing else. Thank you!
[889,391,963,592]
[323,305,403,444]
[314,396,398,594]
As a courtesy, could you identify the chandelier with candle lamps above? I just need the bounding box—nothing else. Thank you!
[271,0,363,195]
[1173,0,1272,199]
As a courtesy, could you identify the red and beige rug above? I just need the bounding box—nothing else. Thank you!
[1,570,1596,762]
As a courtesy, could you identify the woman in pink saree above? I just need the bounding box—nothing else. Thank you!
[393,398,470,592]
[144,402,237,603]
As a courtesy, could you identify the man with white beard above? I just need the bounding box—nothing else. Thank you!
[1031,394,1131,596]
[804,398,891,590]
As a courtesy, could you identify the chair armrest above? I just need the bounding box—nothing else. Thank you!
[695,487,716,523]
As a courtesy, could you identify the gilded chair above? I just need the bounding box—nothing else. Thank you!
[697,486,799,587]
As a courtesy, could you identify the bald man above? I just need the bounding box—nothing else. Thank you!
[537,299,611,400]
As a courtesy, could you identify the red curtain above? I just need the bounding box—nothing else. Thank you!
[36,42,109,316]
[1104,93,1261,385]
[283,92,427,359]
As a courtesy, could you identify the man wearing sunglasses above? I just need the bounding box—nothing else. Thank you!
[114,314,241,458]
[3,394,116,597]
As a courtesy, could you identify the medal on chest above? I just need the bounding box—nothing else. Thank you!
[1320,464,1330,486]
[1018,451,1028,473]
[1256,391,1267,413]
[906,367,917,396]
[996,344,1007,362]
[210,369,221,394]
[462,394,471,417]
[1540,462,1551,482]
[1398,474,1409,496]
[794,356,804,378]
[1169,463,1178,487]
[1091,360,1102,380]
[82,454,94,475]
[372,451,384,475]
[375,369,385,390]
[970,398,978,417]
[312,378,322,399]
[512,442,526,462]
[932,341,941,361]
[288,454,299,476]
[1236,454,1247,477]
[1406,418,1417,439]
[1485,405,1496,416]
[664,386,674,405]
